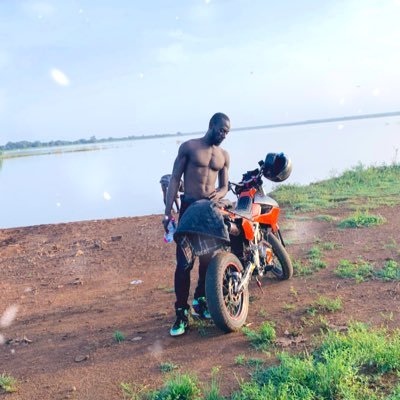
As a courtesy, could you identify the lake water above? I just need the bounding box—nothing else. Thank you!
[1,117,399,229]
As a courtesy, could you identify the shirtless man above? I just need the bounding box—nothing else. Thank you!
[163,112,231,336]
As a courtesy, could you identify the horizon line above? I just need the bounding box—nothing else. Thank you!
[180,110,400,137]
[2,110,400,147]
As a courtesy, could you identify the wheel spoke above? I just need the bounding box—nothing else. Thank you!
[220,263,244,318]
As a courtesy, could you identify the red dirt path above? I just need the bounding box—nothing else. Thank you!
[1,206,400,399]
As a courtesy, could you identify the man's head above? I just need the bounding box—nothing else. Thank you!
[207,112,230,146]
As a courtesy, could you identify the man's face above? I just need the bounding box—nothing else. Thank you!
[210,118,230,146]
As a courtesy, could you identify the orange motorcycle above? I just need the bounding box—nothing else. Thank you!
[175,153,293,332]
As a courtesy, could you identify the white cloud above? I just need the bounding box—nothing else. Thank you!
[50,68,70,86]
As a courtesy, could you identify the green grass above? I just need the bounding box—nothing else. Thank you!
[232,323,400,400]
[293,245,327,277]
[338,210,386,228]
[258,308,268,318]
[191,318,211,337]
[235,354,267,368]
[336,259,400,283]
[307,245,327,270]
[314,296,343,313]
[243,321,276,351]
[160,362,179,373]
[150,373,201,400]
[283,303,296,311]
[113,330,126,343]
[123,323,400,399]
[335,258,374,282]
[272,163,400,213]
[315,214,336,222]
[383,238,398,250]
[307,296,342,316]
[293,259,314,276]
[203,367,225,400]
[121,382,148,400]
[320,241,340,251]
[374,260,400,281]
[235,354,246,365]
[121,371,224,400]
[0,373,17,393]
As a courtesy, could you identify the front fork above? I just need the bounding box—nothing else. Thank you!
[235,225,261,294]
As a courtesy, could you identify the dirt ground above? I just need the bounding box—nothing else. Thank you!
[1,205,400,399]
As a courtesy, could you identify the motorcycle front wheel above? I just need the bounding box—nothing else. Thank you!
[205,252,249,333]
[267,232,293,280]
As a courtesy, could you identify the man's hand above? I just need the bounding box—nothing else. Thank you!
[208,190,223,201]
[162,214,172,232]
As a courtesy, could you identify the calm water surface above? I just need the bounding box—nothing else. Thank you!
[1,118,399,228]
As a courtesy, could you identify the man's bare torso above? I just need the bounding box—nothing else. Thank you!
[182,138,228,200]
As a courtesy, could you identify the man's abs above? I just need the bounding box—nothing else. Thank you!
[183,166,220,200]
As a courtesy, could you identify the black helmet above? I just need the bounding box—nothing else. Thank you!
[262,152,292,182]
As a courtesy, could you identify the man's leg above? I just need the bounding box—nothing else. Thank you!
[170,198,192,336]
[174,244,192,310]
[170,245,193,336]
[192,253,213,319]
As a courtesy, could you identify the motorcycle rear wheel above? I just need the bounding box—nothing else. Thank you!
[267,232,293,280]
[206,252,249,333]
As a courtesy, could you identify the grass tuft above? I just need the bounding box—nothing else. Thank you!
[315,214,336,222]
[160,362,179,373]
[374,260,400,281]
[120,382,147,400]
[338,210,386,228]
[235,354,246,365]
[294,244,327,277]
[150,373,201,400]
[335,258,374,282]
[243,321,276,351]
[203,367,225,400]
[321,241,340,251]
[0,373,17,393]
[315,296,342,313]
[113,330,126,343]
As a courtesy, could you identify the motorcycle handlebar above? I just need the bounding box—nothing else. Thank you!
[229,168,264,188]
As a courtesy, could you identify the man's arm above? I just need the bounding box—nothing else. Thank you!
[209,150,230,201]
[163,143,188,228]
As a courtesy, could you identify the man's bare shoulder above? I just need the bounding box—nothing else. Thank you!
[179,138,203,152]
[219,146,229,158]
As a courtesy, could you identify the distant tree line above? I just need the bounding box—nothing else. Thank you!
[0,132,184,152]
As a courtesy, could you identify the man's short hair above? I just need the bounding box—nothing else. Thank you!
[209,112,230,129]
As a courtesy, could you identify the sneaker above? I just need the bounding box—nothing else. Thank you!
[191,297,211,319]
[170,308,189,337]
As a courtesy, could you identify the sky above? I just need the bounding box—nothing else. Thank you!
[0,0,399,145]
